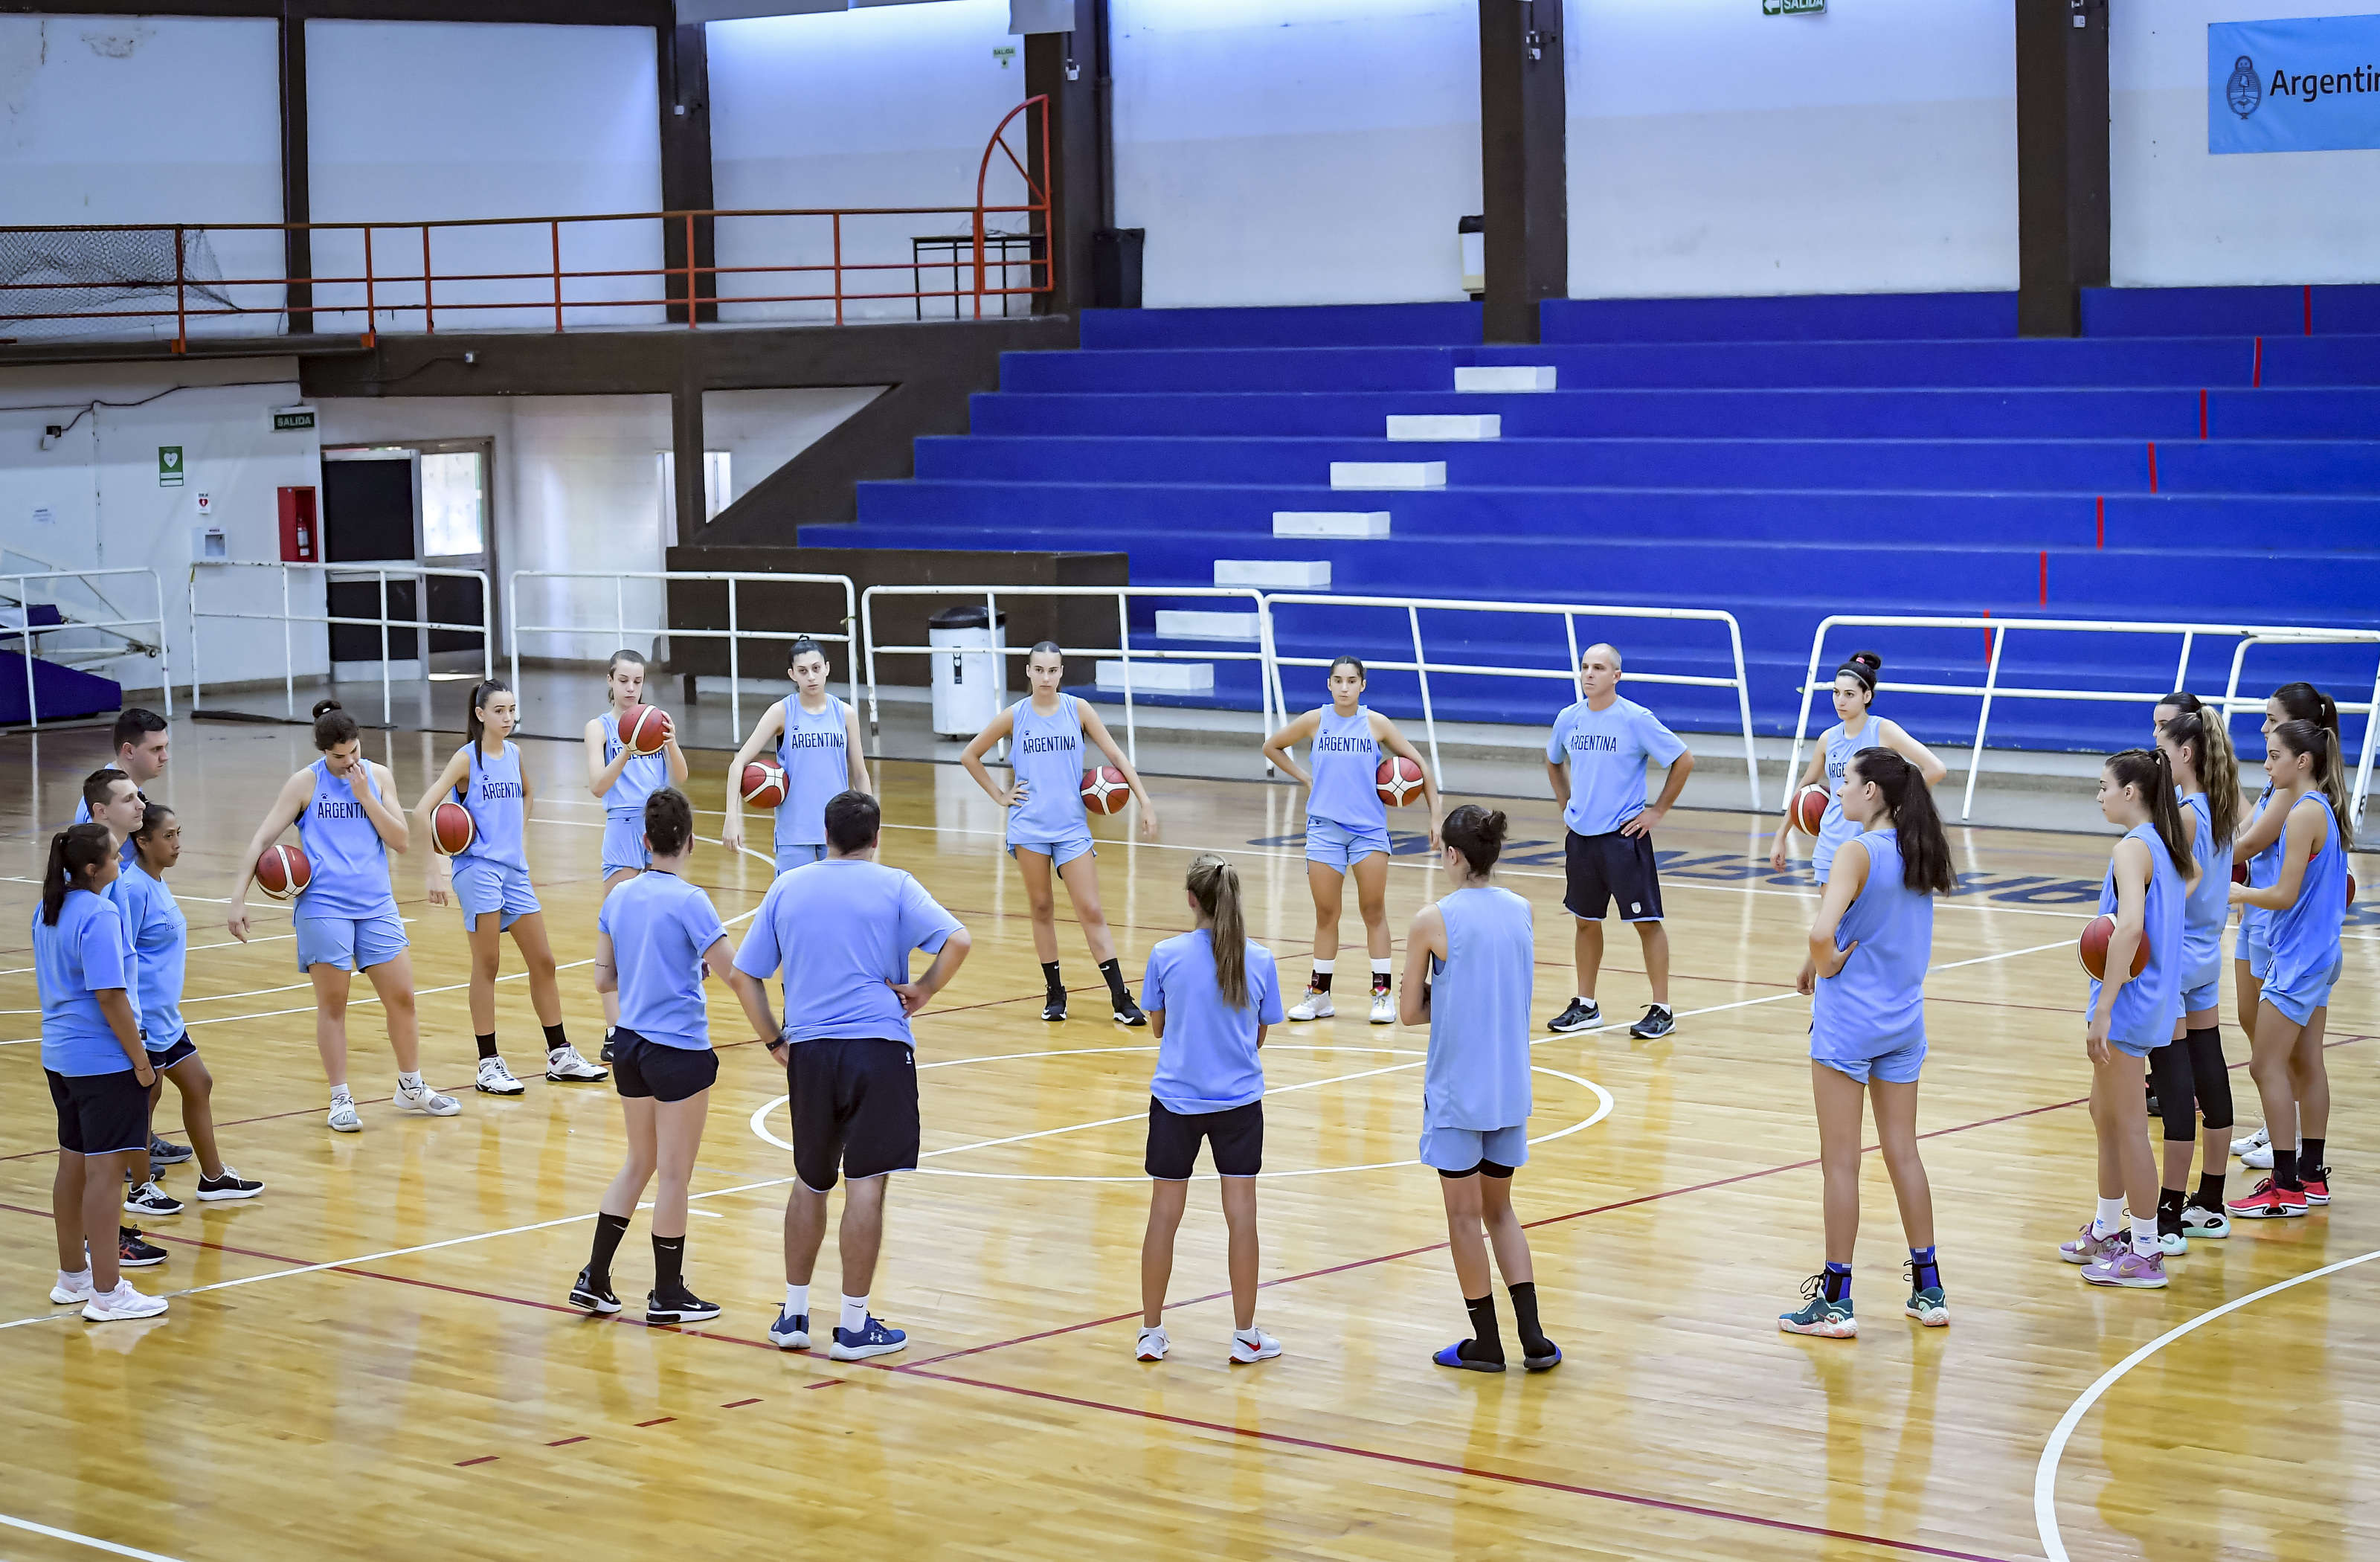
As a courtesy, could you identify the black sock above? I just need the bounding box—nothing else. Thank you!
[1908,1247,1940,1293]
[587,1211,630,1288]
[652,1233,686,1296]
[1460,1293,1504,1364]
[2301,1137,2326,1175]
[2157,1187,2187,1234]
[475,1032,498,1061]
[1507,1281,1551,1355]
[2273,1146,2301,1192]
[542,1022,569,1052]
[1098,957,1130,1000]
[1371,971,1390,994]
[1311,970,1334,994]
[1822,1262,1851,1303]
[2193,1170,2227,1209]
[1041,960,1063,996]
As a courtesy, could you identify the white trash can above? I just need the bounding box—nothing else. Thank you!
[928,604,1008,736]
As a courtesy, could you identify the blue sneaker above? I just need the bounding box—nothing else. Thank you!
[768,1311,812,1351]
[1778,1274,1856,1338]
[829,1314,907,1361]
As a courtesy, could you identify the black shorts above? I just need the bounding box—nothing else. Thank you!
[788,1038,920,1191]
[146,1033,198,1071]
[1145,1098,1264,1180]
[1563,826,1665,922]
[610,1029,719,1103]
[47,1067,152,1157]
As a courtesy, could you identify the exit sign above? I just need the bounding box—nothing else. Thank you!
[1763,0,1824,11]
[272,406,317,431]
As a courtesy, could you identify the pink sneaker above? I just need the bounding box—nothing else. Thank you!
[2059,1222,2123,1265]
[2081,1247,2169,1288]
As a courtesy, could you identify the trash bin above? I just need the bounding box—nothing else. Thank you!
[928,604,1009,736]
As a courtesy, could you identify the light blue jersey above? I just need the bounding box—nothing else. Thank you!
[454,740,528,871]
[2175,792,2230,995]
[1142,929,1284,1114]
[733,858,963,1047]
[2087,822,2187,1052]
[1813,719,1891,882]
[1811,829,1932,1061]
[1308,706,1386,832]
[2239,784,2281,948]
[1422,886,1535,1131]
[776,694,852,850]
[34,889,134,1076]
[2266,793,2348,1020]
[596,870,727,1052]
[599,710,672,820]
[295,758,398,920]
[1546,695,1688,837]
[112,864,187,1047]
[1006,695,1089,846]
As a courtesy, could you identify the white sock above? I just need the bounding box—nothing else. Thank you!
[1311,959,1334,974]
[1369,958,1392,975]
[1577,994,1595,1007]
[1234,1324,1262,1340]
[329,1084,353,1104]
[2093,1197,2126,1238]
[2131,1214,2160,1257]
[785,1283,810,1318]
[1650,1001,1672,1015]
[396,1071,424,1093]
[59,1267,89,1286]
[840,1293,869,1333]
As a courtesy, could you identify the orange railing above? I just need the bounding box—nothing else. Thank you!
[0,98,1050,351]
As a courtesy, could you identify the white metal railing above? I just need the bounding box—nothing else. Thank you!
[1789,614,2380,826]
[509,570,858,739]
[190,560,492,727]
[0,568,172,729]
[1261,594,1762,810]
[860,585,1276,768]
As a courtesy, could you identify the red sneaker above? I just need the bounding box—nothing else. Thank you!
[2226,1178,2309,1219]
[2302,1172,2331,1206]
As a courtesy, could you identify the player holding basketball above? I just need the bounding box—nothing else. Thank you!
[1769,651,1946,883]
[1543,643,1694,1039]
[1777,751,1955,1339]
[961,642,1157,1025]
[729,790,971,1362]
[414,678,606,1096]
[721,634,870,871]
[1261,655,1440,1025]
[2225,718,2352,1220]
[226,699,459,1132]
[1135,853,1286,1366]
[2060,749,2192,1288]
[586,648,688,1059]
[571,788,745,1324]
[1399,805,1557,1373]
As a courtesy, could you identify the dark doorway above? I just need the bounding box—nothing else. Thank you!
[322,454,419,662]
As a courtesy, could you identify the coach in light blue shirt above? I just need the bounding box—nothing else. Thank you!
[1541,643,1694,1042]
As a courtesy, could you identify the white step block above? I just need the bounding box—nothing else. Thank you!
[1330,460,1444,489]
[1155,610,1261,642]
[1273,510,1390,539]
[1096,660,1213,694]
[1215,559,1331,590]
[1456,365,1557,392]
[1386,414,1501,441]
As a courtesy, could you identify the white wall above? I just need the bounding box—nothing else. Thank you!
[704,387,887,499]
[1567,0,2019,299]
[2112,0,2380,287]
[1112,0,1482,308]
[0,15,284,340]
[306,20,665,333]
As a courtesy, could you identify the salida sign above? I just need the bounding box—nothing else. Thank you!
[2211,13,2380,152]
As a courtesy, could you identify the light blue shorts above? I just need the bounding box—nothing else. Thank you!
[1419,1122,1529,1173]
[2240,928,2272,980]
[295,909,408,973]
[1811,1023,1928,1085]
[1305,814,1392,871]
[2181,978,2219,1016]
[1009,835,1094,868]
[775,842,828,872]
[602,814,652,878]
[453,858,540,931]
[2265,953,2345,1026]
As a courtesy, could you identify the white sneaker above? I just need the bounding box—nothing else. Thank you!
[2242,1141,2274,1171]
[1287,989,1334,1021]
[2181,1203,2231,1239]
[1135,1325,1169,1361]
[545,1045,608,1082]
[327,1096,361,1133]
[2232,1126,2270,1158]
[474,1057,525,1096]
[51,1270,94,1305]
[1229,1327,1282,1364]
[395,1080,461,1117]
[1368,988,1395,1025]
[83,1281,167,1322]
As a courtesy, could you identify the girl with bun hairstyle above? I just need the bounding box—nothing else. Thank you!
[226,699,460,1133]
[1399,805,1558,1375]
[1772,652,1947,884]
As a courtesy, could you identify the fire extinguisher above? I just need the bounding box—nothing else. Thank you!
[278,486,318,562]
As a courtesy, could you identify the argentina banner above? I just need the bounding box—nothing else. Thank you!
[2210,13,2380,152]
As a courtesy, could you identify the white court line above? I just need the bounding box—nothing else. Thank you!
[0,1510,187,1562]
[2036,1245,2380,1562]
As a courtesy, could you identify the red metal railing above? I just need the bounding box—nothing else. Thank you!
[0,99,1049,352]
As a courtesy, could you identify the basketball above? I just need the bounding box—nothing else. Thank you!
[1792,784,1830,836]
[254,843,311,901]
[431,800,476,856]
[742,761,788,809]
[1376,755,1425,806]
[620,703,672,756]
[1080,765,1130,814]
[2076,913,2149,982]
[2350,872,2358,908]
[2232,858,2248,884]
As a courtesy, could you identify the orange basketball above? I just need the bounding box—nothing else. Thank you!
[1079,765,1130,815]
[2077,913,2149,982]
[1375,756,1425,807]
[2232,858,2248,884]
[620,704,672,756]
[431,800,476,856]
[255,843,310,901]
[742,761,788,810]
[2349,872,2358,909]
[1792,785,1830,836]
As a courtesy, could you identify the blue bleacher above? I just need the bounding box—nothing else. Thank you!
[811,287,2380,756]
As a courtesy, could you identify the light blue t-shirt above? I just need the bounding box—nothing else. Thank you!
[2176,792,2230,991]
[112,864,187,1047]
[1307,706,1386,832]
[454,740,528,872]
[1810,829,1932,1055]
[2239,784,2282,945]
[596,870,727,1051]
[2268,793,2349,998]
[35,888,135,1076]
[295,758,399,920]
[776,694,852,849]
[1423,885,1536,1131]
[734,858,963,1047]
[2086,821,2187,1048]
[599,710,672,820]
[1142,928,1284,1114]
[1007,695,1089,845]
[1813,719,1895,882]
[1546,695,1688,837]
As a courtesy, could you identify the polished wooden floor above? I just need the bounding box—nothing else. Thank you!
[1,719,2374,1562]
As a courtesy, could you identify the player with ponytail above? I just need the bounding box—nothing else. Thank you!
[1771,650,1948,884]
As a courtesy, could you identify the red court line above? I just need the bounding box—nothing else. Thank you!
[634,1416,675,1427]
[454,1455,497,1467]
[547,1436,589,1446]
[720,1398,762,1409]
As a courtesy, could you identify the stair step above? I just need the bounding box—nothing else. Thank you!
[1215,559,1331,589]
[1155,610,1262,642]
[1097,659,1213,693]
[1331,460,1445,489]
[1456,365,1557,393]
[1273,510,1392,539]
[1387,414,1502,440]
